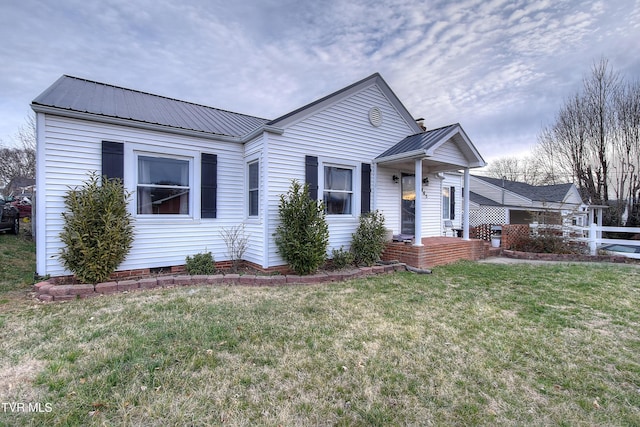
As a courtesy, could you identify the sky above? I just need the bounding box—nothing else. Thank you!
[1,0,639,164]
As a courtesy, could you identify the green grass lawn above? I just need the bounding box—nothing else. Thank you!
[0,227,36,296]
[1,241,639,425]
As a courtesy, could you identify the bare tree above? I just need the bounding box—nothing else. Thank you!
[613,79,640,225]
[0,115,36,189]
[483,155,549,185]
[536,58,640,226]
[583,58,620,204]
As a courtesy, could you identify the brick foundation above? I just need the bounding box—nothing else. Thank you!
[382,237,490,269]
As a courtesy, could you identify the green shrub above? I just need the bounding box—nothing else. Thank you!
[351,210,387,266]
[274,180,329,275]
[331,246,354,270]
[185,252,216,275]
[59,173,134,284]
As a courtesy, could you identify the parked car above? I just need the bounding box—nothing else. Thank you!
[11,195,32,219]
[599,243,640,259]
[0,195,20,234]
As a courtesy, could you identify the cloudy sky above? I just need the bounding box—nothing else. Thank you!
[1,0,639,163]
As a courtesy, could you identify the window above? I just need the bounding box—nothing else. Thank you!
[442,186,455,220]
[137,155,190,215]
[248,160,259,216]
[324,166,353,215]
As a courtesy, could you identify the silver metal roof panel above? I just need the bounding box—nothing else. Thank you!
[32,75,269,138]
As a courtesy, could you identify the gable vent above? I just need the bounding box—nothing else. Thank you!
[368,107,383,127]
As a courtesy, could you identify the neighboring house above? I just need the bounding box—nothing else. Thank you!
[469,175,588,228]
[31,73,486,278]
[5,177,35,197]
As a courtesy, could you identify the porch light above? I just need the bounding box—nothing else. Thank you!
[422,176,429,186]
[392,175,399,184]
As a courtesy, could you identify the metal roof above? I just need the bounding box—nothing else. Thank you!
[32,75,269,138]
[473,175,575,203]
[376,124,460,159]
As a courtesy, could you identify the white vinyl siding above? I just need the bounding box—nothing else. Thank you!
[432,141,468,167]
[470,176,531,207]
[263,85,415,265]
[37,115,252,277]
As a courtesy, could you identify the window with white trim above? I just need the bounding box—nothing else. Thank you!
[137,155,191,215]
[323,165,353,215]
[442,186,455,220]
[248,160,259,217]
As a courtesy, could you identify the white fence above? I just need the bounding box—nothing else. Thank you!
[530,223,640,258]
[583,224,640,257]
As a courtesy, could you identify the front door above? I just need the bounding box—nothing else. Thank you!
[401,173,415,235]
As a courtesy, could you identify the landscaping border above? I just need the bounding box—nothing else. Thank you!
[33,263,408,302]
[502,249,635,264]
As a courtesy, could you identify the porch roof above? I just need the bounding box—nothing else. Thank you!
[374,123,485,170]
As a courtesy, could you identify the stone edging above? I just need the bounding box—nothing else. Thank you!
[502,249,633,264]
[33,264,408,302]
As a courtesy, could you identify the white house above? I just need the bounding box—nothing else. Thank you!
[469,175,588,228]
[32,73,486,277]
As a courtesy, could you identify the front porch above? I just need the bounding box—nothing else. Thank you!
[381,237,491,269]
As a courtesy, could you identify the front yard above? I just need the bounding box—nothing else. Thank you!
[0,234,639,425]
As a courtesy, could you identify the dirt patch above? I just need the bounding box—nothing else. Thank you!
[0,358,47,402]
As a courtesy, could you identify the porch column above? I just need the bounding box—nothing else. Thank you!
[414,158,423,246]
[463,168,470,240]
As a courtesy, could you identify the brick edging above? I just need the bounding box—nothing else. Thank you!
[33,263,407,302]
[502,249,633,264]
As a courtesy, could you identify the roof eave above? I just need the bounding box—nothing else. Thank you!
[31,104,248,143]
[373,149,428,164]
[241,124,285,142]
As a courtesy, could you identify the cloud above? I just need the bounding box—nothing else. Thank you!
[1,0,639,166]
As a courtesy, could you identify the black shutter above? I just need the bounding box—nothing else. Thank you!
[102,141,123,181]
[201,153,217,218]
[361,163,371,214]
[305,155,318,200]
[450,186,455,220]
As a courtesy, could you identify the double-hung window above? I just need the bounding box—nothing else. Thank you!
[137,155,191,215]
[323,165,353,215]
[442,186,455,220]
[248,160,259,217]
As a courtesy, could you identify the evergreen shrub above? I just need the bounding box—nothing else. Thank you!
[274,180,329,275]
[351,210,387,266]
[59,173,134,284]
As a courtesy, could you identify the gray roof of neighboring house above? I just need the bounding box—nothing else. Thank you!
[473,175,575,203]
[376,124,459,159]
[32,75,269,138]
[470,191,501,206]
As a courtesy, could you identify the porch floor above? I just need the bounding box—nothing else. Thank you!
[381,237,491,270]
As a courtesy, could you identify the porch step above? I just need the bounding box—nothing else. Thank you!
[487,245,502,257]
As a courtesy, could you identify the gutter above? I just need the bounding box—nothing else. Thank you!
[30,104,284,144]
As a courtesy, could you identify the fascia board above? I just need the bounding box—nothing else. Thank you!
[31,104,244,143]
[373,149,427,164]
